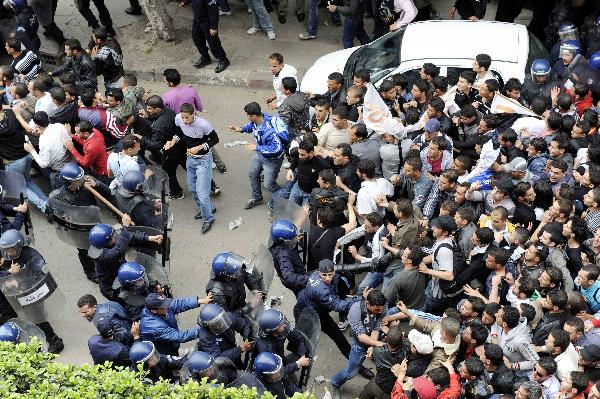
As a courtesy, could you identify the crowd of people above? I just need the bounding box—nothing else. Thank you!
[1,1,600,399]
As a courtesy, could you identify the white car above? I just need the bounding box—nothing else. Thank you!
[300,20,549,94]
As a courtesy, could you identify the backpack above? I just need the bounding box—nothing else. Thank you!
[433,238,467,297]
[378,0,397,24]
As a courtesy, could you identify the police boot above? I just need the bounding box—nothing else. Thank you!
[37,322,64,354]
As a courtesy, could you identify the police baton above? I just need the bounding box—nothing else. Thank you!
[19,192,34,238]
[84,185,126,218]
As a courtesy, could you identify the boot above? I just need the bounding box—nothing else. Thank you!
[37,322,64,354]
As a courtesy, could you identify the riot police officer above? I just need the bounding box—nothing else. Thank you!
[205,252,262,315]
[77,293,133,346]
[0,229,64,353]
[50,163,112,282]
[253,352,307,399]
[116,262,163,321]
[129,340,186,383]
[114,170,162,229]
[88,219,162,301]
[551,39,584,81]
[522,59,560,106]
[0,318,48,350]
[87,316,137,368]
[253,309,307,369]
[0,184,28,236]
[269,220,308,296]
[196,303,252,367]
[140,292,212,356]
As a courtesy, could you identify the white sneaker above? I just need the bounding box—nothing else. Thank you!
[219,10,232,15]
[337,320,349,330]
[247,7,252,13]
[267,31,276,40]
[247,27,259,35]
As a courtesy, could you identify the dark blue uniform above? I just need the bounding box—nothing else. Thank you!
[87,334,131,367]
[15,6,41,54]
[0,203,25,237]
[253,327,307,365]
[269,242,308,295]
[191,0,228,63]
[92,301,133,346]
[197,312,250,365]
[254,363,300,399]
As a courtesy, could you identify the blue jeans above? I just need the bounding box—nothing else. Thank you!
[421,282,447,316]
[218,0,231,12]
[186,154,214,223]
[6,154,48,212]
[289,181,310,206]
[342,16,370,49]
[331,341,367,388]
[268,179,295,209]
[307,0,340,35]
[246,0,273,32]
[249,152,283,200]
[358,271,394,294]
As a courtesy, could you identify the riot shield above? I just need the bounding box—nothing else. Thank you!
[0,259,65,325]
[295,307,321,389]
[271,198,309,233]
[142,165,170,200]
[226,370,266,394]
[112,250,171,306]
[0,170,34,243]
[48,194,102,249]
[128,201,172,269]
[7,318,48,352]
[255,244,275,295]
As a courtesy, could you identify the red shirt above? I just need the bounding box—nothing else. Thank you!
[428,155,443,176]
[69,129,109,176]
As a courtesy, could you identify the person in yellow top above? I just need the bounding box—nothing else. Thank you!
[479,206,515,247]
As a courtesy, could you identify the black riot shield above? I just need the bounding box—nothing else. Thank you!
[7,318,48,352]
[295,307,321,389]
[226,370,266,394]
[0,259,65,325]
[0,170,34,242]
[48,194,102,249]
[128,202,172,270]
[142,165,170,200]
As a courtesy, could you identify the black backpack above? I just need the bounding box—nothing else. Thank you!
[432,238,467,297]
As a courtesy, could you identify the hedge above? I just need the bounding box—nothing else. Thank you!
[0,340,315,399]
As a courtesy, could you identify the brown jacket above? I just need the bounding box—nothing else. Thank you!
[410,315,461,372]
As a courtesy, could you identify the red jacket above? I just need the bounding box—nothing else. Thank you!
[391,374,461,399]
[69,129,109,176]
[567,88,593,118]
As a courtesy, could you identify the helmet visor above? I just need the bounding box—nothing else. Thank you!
[0,243,22,260]
[131,275,150,294]
[264,365,283,382]
[560,44,579,58]
[224,254,245,278]
[206,311,232,335]
[559,27,578,42]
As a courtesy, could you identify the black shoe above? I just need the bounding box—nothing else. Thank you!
[296,11,305,21]
[170,192,185,200]
[278,13,286,23]
[48,337,64,354]
[86,274,99,284]
[244,198,263,209]
[194,56,212,69]
[358,366,374,380]
[331,19,342,26]
[125,6,142,15]
[106,26,117,36]
[215,59,230,73]
[211,184,221,196]
[44,205,54,224]
[201,220,214,234]
[194,211,203,220]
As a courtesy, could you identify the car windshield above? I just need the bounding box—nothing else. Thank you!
[352,28,404,83]
[526,31,550,78]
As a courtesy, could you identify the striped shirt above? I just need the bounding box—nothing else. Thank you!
[11,50,40,81]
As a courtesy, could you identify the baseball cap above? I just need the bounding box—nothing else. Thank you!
[430,215,457,234]
[505,157,527,172]
[408,329,434,355]
[424,118,440,133]
[413,376,437,399]
[318,259,335,273]
[581,344,600,362]
[145,293,173,310]
[95,317,115,338]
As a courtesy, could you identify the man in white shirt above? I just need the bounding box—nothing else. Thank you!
[266,53,297,110]
[473,53,495,90]
[107,134,142,193]
[28,78,58,115]
[356,159,393,221]
[530,357,560,399]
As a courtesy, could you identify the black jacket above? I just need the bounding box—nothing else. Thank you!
[15,6,40,54]
[191,0,220,29]
[140,108,186,157]
[53,54,98,91]
[532,311,568,345]
[337,0,365,18]
[454,0,486,19]
[93,38,124,84]
[0,109,29,161]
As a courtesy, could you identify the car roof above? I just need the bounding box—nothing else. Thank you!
[401,21,527,64]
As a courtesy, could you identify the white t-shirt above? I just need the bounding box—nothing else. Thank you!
[273,64,298,107]
[107,152,141,193]
[30,123,71,170]
[356,178,394,216]
[34,92,58,115]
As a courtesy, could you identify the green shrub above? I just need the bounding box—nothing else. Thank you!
[0,341,315,399]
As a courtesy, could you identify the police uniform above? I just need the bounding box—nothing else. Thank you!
[92,300,133,346]
[522,78,559,106]
[253,325,307,366]
[253,362,300,399]
[0,203,26,237]
[197,312,250,366]
[114,190,161,229]
[205,269,261,314]
[269,241,308,295]
[87,317,131,367]
[191,0,229,68]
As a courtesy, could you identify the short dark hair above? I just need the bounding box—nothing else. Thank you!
[484,79,500,93]
[475,54,492,70]
[426,367,450,387]
[565,316,584,334]
[32,111,49,128]
[395,198,413,217]
[65,38,83,52]
[353,69,370,83]
[459,104,477,118]
[332,106,348,120]
[5,38,21,51]
[440,169,459,184]
[413,78,430,94]
[92,26,108,41]
[432,76,448,92]
[337,142,352,157]
[544,266,564,286]
[430,135,448,151]
[464,357,485,378]
[518,277,537,297]
[547,288,568,310]
[429,97,445,113]
[107,89,124,102]
[268,53,284,64]
[405,156,423,171]
[145,95,164,109]
[483,342,504,366]
[567,216,590,244]
[422,62,440,78]
[583,264,600,281]
[405,244,425,265]
[556,93,572,111]
[77,120,93,133]
[315,99,331,109]
[12,82,29,99]
[319,169,336,185]
[549,329,570,353]
[386,325,403,347]
[537,356,557,375]
[529,137,548,153]
[459,70,476,84]
[456,207,475,223]
[503,78,522,93]
[357,159,376,179]
[547,112,563,130]
[121,134,140,150]
[475,227,494,245]
[163,68,181,86]
[366,289,386,306]
[352,123,368,139]
[328,72,344,85]
[519,303,536,324]
[317,207,336,228]
[499,128,517,144]
[513,182,532,201]
[379,80,395,93]
[489,248,510,267]
[570,371,589,394]
[502,306,520,329]
[122,74,137,87]
[49,86,66,104]
[180,103,195,114]
[281,76,297,93]
[80,89,95,107]
[468,322,489,345]
[244,101,262,116]
[298,139,315,153]
[77,294,98,308]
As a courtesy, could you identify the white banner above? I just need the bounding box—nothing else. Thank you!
[362,84,393,133]
[490,93,539,117]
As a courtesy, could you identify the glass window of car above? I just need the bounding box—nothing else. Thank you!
[350,29,405,86]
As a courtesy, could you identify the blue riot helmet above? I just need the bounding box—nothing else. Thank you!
[259,309,290,337]
[186,351,217,380]
[590,52,600,71]
[129,341,159,366]
[270,220,297,242]
[117,262,148,293]
[3,0,27,12]
[119,170,145,197]
[197,303,232,335]
[560,39,582,62]
[59,163,85,187]
[211,252,245,279]
[0,322,20,343]
[0,229,27,260]
[530,59,551,81]
[89,224,114,248]
[558,22,579,42]
[253,352,284,382]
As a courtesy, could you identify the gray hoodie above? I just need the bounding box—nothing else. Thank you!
[499,317,539,372]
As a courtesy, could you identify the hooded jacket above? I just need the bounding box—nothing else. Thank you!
[500,317,539,371]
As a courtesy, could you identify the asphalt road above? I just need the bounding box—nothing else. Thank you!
[24,82,370,398]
